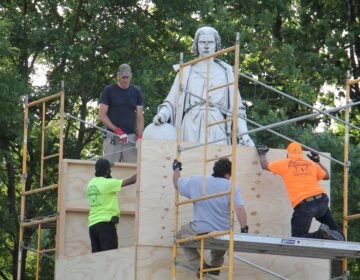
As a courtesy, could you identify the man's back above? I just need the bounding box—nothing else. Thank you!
[268,157,326,208]
[178,175,243,232]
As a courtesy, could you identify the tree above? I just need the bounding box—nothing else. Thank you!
[0,19,28,279]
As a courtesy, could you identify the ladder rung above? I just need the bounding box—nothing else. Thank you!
[180,46,236,67]
[40,248,56,254]
[25,92,61,108]
[23,246,56,255]
[346,214,360,221]
[348,77,360,85]
[177,191,231,206]
[43,153,59,160]
[24,184,58,195]
[208,81,234,92]
[21,216,57,227]
[208,118,232,127]
[65,207,135,216]
[205,154,232,163]
[203,264,229,274]
[176,230,230,245]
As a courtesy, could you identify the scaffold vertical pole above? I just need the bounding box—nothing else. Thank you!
[55,81,65,257]
[17,95,29,280]
[227,31,241,280]
[172,53,184,280]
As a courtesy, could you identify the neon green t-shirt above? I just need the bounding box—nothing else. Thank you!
[87,176,123,227]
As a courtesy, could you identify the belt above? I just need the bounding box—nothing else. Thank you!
[299,193,325,205]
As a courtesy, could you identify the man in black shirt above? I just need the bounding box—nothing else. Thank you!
[99,64,144,163]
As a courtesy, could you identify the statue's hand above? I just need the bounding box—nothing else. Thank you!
[153,112,167,125]
[239,134,255,147]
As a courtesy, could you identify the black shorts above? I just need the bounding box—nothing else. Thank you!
[89,221,118,253]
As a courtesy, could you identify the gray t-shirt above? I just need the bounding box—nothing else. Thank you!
[178,175,244,233]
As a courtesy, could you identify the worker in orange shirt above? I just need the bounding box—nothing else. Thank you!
[257,142,344,241]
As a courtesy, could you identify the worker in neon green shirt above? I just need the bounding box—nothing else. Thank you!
[87,158,136,253]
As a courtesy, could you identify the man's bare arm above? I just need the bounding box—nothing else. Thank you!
[99,103,117,131]
[122,174,137,187]
[317,162,330,180]
[235,205,247,230]
[173,169,180,190]
[136,105,144,136]
[259,154,270,171]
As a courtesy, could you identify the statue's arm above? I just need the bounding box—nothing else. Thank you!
[153,72,180,125]
[224,64,255,146]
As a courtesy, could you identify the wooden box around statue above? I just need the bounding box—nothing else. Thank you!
[55,139,330,280]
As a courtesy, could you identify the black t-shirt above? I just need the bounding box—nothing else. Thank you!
[99,84,144,134]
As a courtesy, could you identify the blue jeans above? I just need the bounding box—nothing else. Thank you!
[291,194,341,239]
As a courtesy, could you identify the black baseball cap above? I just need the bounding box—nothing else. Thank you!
[95,158,112,174]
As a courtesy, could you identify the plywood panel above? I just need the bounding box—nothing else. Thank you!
[135,245,330,280]
[138,140,330,246]
[247,147,330,235]
[58,159,137,258]
[232,252,330,280]
[57,140,331,279]
[61,159,136,211]
[63,211,134,257]
[137,140,182,247]
[136,139,330,279]
[136,245,197,280]
[55,247,135,280]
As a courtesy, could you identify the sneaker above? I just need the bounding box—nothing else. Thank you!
[319,224,344,241]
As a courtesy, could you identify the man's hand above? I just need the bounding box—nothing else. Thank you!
[114,127,128,144]
[256,145,269,156]
[135,134,142,148]
[307,151,320,163]
[153,113,166,125]
[172,159,182,171]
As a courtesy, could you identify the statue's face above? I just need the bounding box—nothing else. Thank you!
[197,33,216,57]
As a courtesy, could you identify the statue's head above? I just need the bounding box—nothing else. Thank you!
[191,26,222,56]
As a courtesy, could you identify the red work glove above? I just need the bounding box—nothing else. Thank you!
[136,134,142,141]
[113,127,128,144]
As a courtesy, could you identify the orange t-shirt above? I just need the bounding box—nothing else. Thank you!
[268,158,326,208]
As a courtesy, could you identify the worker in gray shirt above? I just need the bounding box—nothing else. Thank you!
[172,158,248,278]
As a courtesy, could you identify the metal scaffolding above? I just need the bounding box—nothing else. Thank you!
[17,83,65,280]
[170,33,360,279]
[342,75,360,277]
[172,33,241,279]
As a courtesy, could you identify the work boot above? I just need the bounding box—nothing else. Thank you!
[197,263,220,278]
[319,224,344,241]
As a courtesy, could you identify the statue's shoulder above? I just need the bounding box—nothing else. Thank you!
[173,64,179,71]
[173,64,191,73]
[214,58,232,70]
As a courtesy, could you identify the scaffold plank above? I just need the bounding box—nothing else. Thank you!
[184,233,360,260]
